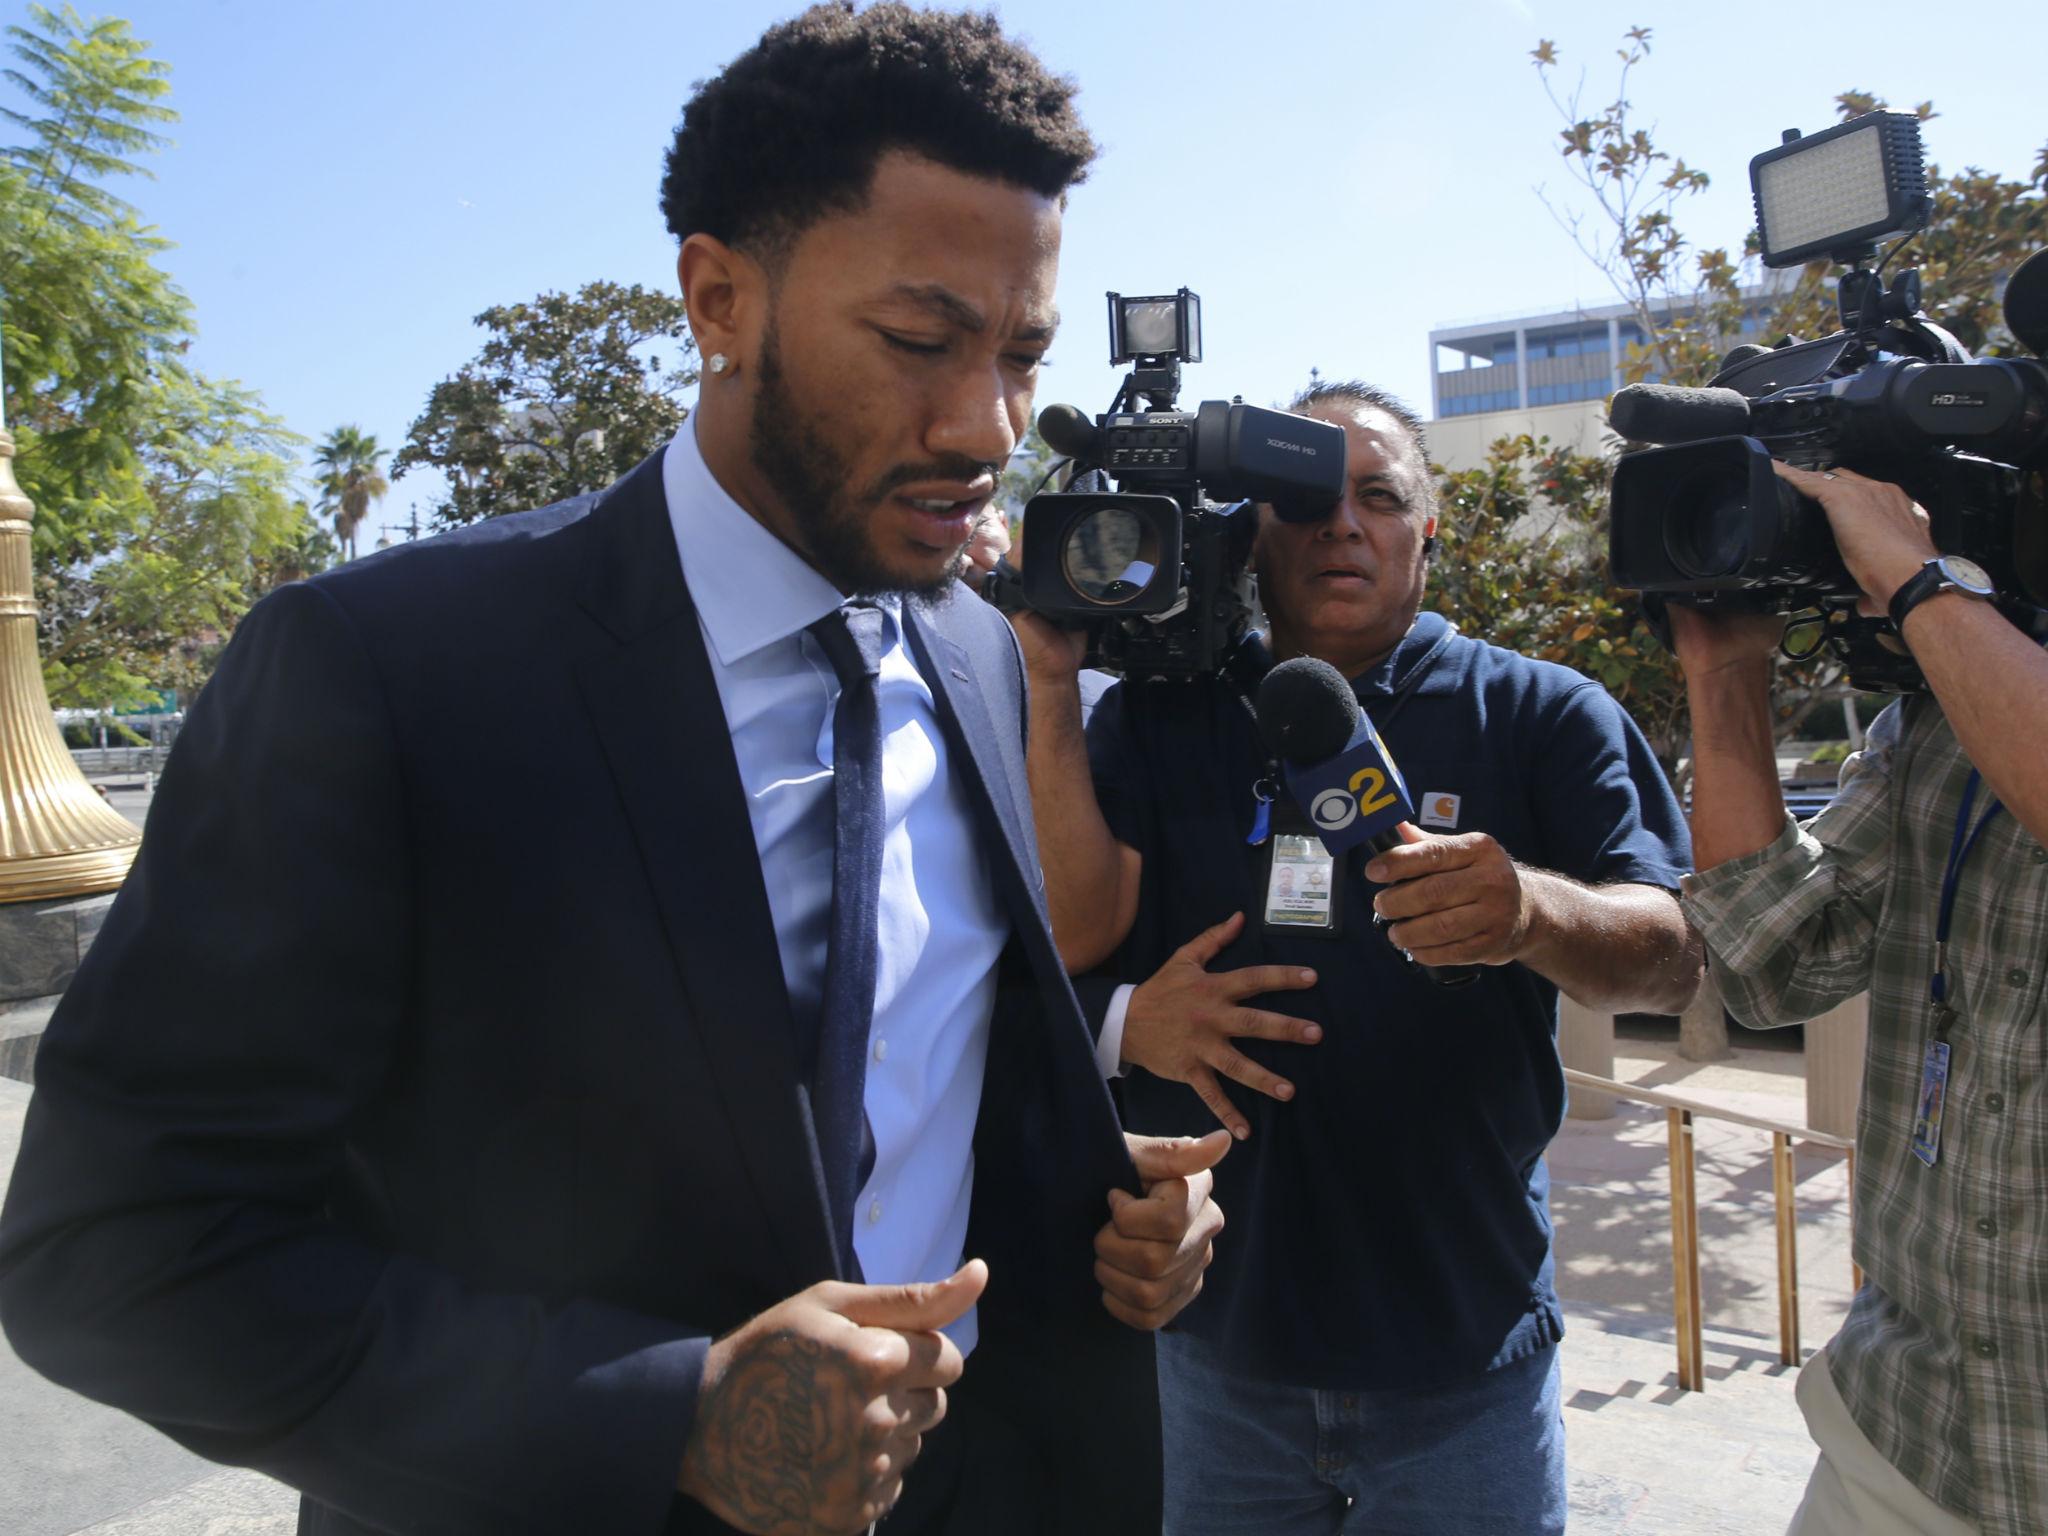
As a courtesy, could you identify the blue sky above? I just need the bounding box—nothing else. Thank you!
[9,0,2044,542]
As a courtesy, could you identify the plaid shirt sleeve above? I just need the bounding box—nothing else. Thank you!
[1680,691,2048,1531]
[1680,702,1903,1028]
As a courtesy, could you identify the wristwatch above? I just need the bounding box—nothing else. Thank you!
[1887,555,1996,635]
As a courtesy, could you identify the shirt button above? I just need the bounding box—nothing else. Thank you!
[2007,967,2030,987]
[867,1199,883,1225]
[2033,847,2047,864]
[873,1038,889,1064]
[1986,1093,2006,1114]
[1974,1337,1999,1360]
[1977,1217,1999,1238]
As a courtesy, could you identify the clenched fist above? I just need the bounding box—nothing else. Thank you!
[678,1261,986,1535]
[1095,1132,1230,1331]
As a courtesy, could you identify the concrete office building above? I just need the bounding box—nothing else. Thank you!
[1426,285,1791,471]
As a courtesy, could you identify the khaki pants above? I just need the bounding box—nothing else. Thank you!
[1785,1347,1976,1535]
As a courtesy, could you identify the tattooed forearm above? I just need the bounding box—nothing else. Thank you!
[681,1329,874,1535]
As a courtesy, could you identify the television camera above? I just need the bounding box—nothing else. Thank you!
[983,289,1346,682]
[1607,111,2048,691]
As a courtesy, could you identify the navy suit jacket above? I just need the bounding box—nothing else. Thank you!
[0,453,1161,1535]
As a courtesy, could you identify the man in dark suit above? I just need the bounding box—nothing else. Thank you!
[0,8,1226,1534]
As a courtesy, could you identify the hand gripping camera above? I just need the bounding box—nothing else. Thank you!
[984,290,1346,682]
[1607,112,2048,691]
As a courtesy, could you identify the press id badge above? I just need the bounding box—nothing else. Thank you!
[1263,833,1339,933]
[1910,1036,1951,1167]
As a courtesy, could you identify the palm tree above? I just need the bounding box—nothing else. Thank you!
[314,426,389,560]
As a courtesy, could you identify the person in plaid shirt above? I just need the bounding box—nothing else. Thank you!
[1674,459,2048,1536]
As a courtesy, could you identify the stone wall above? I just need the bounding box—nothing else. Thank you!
[0,891,115,1082]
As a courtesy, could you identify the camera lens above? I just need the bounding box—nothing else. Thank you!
[1663,462,1751,579]
[1061,507,1161,605]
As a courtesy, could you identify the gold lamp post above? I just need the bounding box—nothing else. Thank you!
[0,320,142,902]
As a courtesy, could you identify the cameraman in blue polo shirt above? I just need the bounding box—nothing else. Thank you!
[1016,380,1701,1534]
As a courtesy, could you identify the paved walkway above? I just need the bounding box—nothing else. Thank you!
[1550,1027,1851,1532]
[0,1029,1844,1533]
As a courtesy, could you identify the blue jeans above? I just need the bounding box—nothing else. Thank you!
[1157,1330,1567,1535]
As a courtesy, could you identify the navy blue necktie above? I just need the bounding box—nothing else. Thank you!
[807,601,887,1276]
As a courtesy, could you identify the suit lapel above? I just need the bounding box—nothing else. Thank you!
[571,455,839,1288]
[903,608,1047,930]
[902,603,1110,1083]
[907,604,1144,1207]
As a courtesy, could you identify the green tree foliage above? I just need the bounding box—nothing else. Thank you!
[393,282,697,526]
[314,424,388,559]
[1427,436,1681,778]
[1492,28,2048,781]
[1,5,303,708]
[0,3,181,422]
[250,502,338,597]
[38,373,310,703]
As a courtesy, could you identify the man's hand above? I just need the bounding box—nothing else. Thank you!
[677,1262,987,1536]
[1665,463,1936,678]
[1773,461,1937,615]
[1365,826,1698,1010]
[1095,1131,1230,1330]
[1008,608,1088,683]
[1664,602,1787,680]
[1364,825,1532,968]
[1122,911,1322,1140]
[1667,600,1796,875]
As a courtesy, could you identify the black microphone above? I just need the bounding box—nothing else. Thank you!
[1255,658,1479,987]
[2005,247,2048,359]
[1255,655,1357,766]
[1608,382,1753,444]
[1036,402,1098,460]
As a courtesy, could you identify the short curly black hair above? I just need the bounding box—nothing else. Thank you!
[661,3,1096,254]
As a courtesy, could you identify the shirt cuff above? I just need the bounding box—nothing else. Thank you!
[1679,815,1805,938]
[1096,984,1135,1079]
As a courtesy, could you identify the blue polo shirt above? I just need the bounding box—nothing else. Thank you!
[1086,611,1690,1390]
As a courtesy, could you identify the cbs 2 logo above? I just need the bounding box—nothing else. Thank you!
[1347,766,1398,817]
[1310,767,1400,833]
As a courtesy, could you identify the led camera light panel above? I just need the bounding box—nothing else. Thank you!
[1751,112,1928,268]
[1107,288,1202,365]
[1120,301,1182,356]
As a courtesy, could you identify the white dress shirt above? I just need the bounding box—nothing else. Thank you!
[662,420,1008,1348]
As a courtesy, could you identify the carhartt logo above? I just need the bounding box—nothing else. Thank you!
[1420,792,1461,829]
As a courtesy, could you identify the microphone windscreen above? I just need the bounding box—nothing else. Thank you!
[1037,403,1098,459]
[1609,383,1753,444]
[2005,248,2048,359]
[1255,657,1359,767]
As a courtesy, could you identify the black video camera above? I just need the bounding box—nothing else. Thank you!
[983,289,1346,680]
[1606,111,2048,691]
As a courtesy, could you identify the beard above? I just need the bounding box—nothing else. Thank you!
[747,319,985,601]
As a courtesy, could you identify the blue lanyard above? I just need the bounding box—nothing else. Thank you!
[1931,769,2002,1005]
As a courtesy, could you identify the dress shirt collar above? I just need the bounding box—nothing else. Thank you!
[663,416,877,667]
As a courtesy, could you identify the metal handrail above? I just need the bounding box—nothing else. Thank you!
[1564,1068,1859,1392]
[1567,1070,1853,1148]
